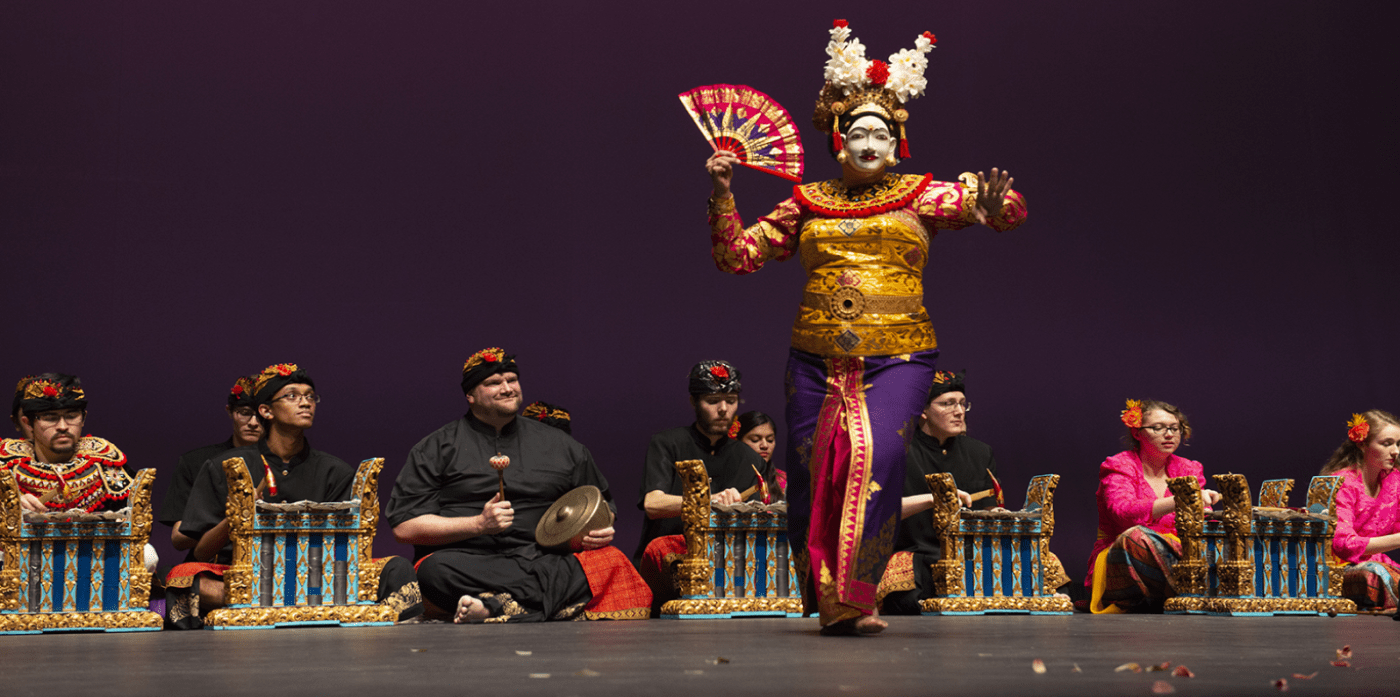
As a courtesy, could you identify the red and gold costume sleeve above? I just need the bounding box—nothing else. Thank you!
[914,173,1027,233]
[708,194,805,275]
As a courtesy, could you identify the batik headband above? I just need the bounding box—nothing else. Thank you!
[461,348,519,395]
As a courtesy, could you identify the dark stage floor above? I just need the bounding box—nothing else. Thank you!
[2,615,1397,696]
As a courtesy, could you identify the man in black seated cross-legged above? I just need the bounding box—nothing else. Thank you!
[387,348,650,623]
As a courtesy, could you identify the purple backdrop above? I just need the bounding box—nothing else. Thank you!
[3,2,1396,575]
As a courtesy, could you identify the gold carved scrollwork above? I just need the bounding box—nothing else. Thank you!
[1025,474,1062,592]
[920,595,1072,615]
[923,473,964,597]
[0,470,23,611]
[1168,476,1207,597]
[125,469,156,609]
[205,604,396,627]
[1306,476,1349,599]
[1257,479,1294,509]
[220,457,257,606]
[672,459,714,598]
[659,597,802,617]
[353,458,386,602]
[0,610,163,633]
[1212,473,1254,597]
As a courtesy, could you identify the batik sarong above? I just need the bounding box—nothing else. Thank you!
[1089,525,1181,613]
[1341,560,1400,611]
[785,347,936,626]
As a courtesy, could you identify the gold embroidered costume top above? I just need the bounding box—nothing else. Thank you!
[708,172,1028,356]
[0,436,133,512]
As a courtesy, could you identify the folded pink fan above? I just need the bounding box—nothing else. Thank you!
[679,84,805,183]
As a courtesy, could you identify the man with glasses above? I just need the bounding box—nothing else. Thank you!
[166,362,421,628]
[158,374,262,558]
[2,373,135,513]
[882,371,994,614]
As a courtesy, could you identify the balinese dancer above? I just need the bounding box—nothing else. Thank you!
[1086,399,1220,613]
[704,20,1028,633]
[1321,410,1400,612]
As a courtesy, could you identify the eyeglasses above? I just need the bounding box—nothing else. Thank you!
[1140,424,1181,435]
[273,392,321,405]
[35,411,84,426]
[231,408,258,421]
[931,399,971,413]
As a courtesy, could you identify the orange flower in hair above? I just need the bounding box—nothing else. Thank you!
[728,419,742,439]
[1120,399,1143,428]
[1347,414,1370,444]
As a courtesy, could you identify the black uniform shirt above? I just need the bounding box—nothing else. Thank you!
[385,413,614,561]
[896,430,999,557]
[181,438,355,564]
[633,425,774,560]
[158,437,234,528]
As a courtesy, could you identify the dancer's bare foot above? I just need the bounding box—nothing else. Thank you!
[820,609,887,636]
[454,595,489,623]
[854,613,888,634]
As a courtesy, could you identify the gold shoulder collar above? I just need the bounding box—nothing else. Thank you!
[78,436,127,466]
[0,437,32,462]
[794,173,933,218]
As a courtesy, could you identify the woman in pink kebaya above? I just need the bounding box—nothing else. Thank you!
[1322,410,1400,611]
[1085,399,1220,613]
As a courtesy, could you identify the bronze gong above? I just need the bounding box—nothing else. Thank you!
[535,485,612,551]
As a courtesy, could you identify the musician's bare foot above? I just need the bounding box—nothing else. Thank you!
[454,595,489,623]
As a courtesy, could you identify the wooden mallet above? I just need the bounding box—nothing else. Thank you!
[489,454,510,500]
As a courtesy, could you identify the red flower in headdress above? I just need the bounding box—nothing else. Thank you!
[275,364,294,376]
[710,365,730,380]
[1121,399,1144,429]
[922,31,937,44]
[42,384,58,397]
[231,384,245,397]
[1347,414,1370,444]
[482,353,498,363]
[866,60,890,86]
[728,420,742,439]
[833,19,848,28]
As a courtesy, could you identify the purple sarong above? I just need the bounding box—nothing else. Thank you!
[784,347,937,625]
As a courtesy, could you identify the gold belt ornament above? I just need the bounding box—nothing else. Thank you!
[803,289,922,320]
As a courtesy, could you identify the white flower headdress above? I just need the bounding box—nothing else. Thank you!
[817,19,936,159]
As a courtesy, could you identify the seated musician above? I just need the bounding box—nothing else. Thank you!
[387,348,649,623]
[523,401,572,433]
[165,363,421,629]
[881,371,986,613]
[6,375,36,443]
[158,374,262,559]
[1085,399,1220,613]
[882,371,1072,613]
[2,376,36,466]
[1,374,153,573]
[3,374,136,514]
[1321,410,1400,613]
[734,410,786,496]
[633,361,774,614]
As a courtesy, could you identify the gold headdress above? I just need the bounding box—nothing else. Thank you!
[813,20,936,160]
